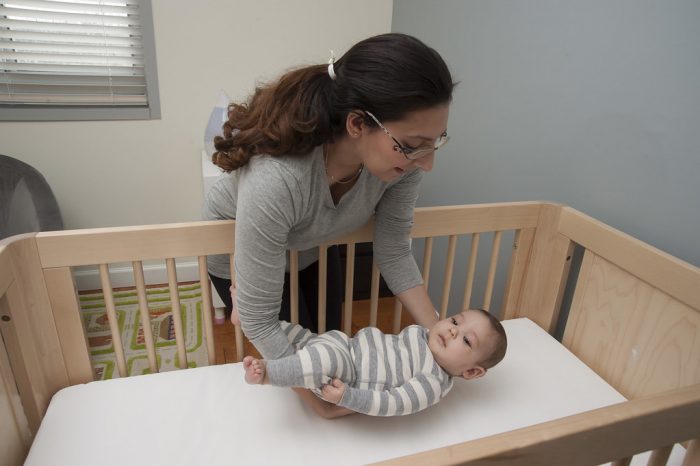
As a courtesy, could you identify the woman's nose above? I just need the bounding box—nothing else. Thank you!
[412,153,434,171]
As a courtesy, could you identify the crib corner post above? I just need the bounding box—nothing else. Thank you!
[43,267,94,385]
[0,235,73,435]
[516,203,575,334]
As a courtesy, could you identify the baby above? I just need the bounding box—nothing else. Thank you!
[244,309,507,416]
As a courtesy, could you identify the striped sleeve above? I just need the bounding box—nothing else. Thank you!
[280,321,315,350]
[337,372,450,416]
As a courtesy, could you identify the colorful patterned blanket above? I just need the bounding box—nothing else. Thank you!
[80,283,208,380]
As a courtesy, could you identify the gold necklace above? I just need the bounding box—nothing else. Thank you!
[324,145,363,185]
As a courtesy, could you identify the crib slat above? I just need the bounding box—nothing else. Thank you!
[289,250,299,326]
[343,243,355,336]
[461,233,480,311]
[42,267,93,384]
[392,298,403,334]
[166,258,188,369]
[439,235,458,320]
[370,260,380,327]
[198,256,216,365]
[646,445,672,466]
[682,439,699,466]
[318,245,328,334]
[612,457,632,466]
[132,261,158,373]
[230,254,244,362]
[422,237,433,287]
[98,264,128,377]
[482,231,502,311]
[501,228,535,320]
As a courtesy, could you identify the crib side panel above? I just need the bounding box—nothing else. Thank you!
[34,221,236,374]
[0,237,69,427]
[558,207,699,315]
[557,208,700,399]
[563,251,700,399]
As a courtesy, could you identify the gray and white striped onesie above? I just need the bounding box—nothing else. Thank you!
[266,322,454,416]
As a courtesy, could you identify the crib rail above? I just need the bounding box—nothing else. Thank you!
[372,383,700,466]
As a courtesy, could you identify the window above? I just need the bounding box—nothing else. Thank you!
[0,0,160,121]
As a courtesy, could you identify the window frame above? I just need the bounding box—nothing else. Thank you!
[0,0,161,122]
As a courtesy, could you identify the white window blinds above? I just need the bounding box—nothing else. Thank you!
[0,0,156,113]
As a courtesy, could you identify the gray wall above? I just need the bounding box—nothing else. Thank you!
[393,1,700,315]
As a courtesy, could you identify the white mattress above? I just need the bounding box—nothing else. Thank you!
[25,318,684,465]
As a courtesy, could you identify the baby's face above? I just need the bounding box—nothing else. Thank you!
[427,310,495,378]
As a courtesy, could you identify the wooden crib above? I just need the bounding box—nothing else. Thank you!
[1,201,698,465]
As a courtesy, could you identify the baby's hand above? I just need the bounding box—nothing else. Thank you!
[321,378,345,405]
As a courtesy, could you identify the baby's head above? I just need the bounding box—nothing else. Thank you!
[427,309,507,380]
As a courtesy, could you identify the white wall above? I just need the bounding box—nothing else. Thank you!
[0,0,393,229]
[393,0,700,265]
[393,0,700,316]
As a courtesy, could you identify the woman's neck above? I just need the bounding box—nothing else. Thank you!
[324,139,363,184]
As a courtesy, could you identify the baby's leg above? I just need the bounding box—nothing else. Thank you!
[243,355,267,385]
[265,331,355,390]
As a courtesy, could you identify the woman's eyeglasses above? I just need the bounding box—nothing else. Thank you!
[365,111,449,160]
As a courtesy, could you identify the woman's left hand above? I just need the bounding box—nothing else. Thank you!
[229,285,241,326]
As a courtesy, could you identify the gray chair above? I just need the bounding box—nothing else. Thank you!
[0,154,63,240]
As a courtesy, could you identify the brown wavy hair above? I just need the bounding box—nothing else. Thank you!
[212,33,455,172]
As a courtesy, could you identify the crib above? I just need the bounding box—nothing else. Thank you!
[1,201,698,465]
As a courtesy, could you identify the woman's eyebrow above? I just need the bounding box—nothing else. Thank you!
[407,129,448,142]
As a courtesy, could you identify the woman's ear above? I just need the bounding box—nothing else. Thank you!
[461,366,486,380]
[345,111,365,138]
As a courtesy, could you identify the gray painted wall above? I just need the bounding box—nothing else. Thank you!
[393,1,700,316]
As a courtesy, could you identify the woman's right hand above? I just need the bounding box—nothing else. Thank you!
[229,284,241,326]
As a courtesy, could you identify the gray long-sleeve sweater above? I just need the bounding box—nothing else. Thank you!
[202,146,424,359]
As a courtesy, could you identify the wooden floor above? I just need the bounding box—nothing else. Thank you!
[212,297,415,364]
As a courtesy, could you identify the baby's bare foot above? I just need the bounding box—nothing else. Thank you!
[243,355,266,384]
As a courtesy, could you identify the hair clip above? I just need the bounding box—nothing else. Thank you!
[327,49,337,80]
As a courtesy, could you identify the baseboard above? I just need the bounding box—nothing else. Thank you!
[73,260,226,308]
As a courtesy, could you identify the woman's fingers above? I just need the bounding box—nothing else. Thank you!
[229,284,241,326]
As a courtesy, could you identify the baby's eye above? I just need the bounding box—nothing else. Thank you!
[463,336,472,347]
[451,317,457,325]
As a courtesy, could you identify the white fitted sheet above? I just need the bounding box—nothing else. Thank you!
[25,318,685,465]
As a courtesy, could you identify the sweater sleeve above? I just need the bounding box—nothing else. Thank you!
[373,168,424,294]
[337,372,451,416]
[234,158,303,360]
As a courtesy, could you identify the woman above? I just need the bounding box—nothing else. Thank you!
[204,33,454,366]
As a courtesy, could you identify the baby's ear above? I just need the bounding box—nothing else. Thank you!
[461,366,486,380]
